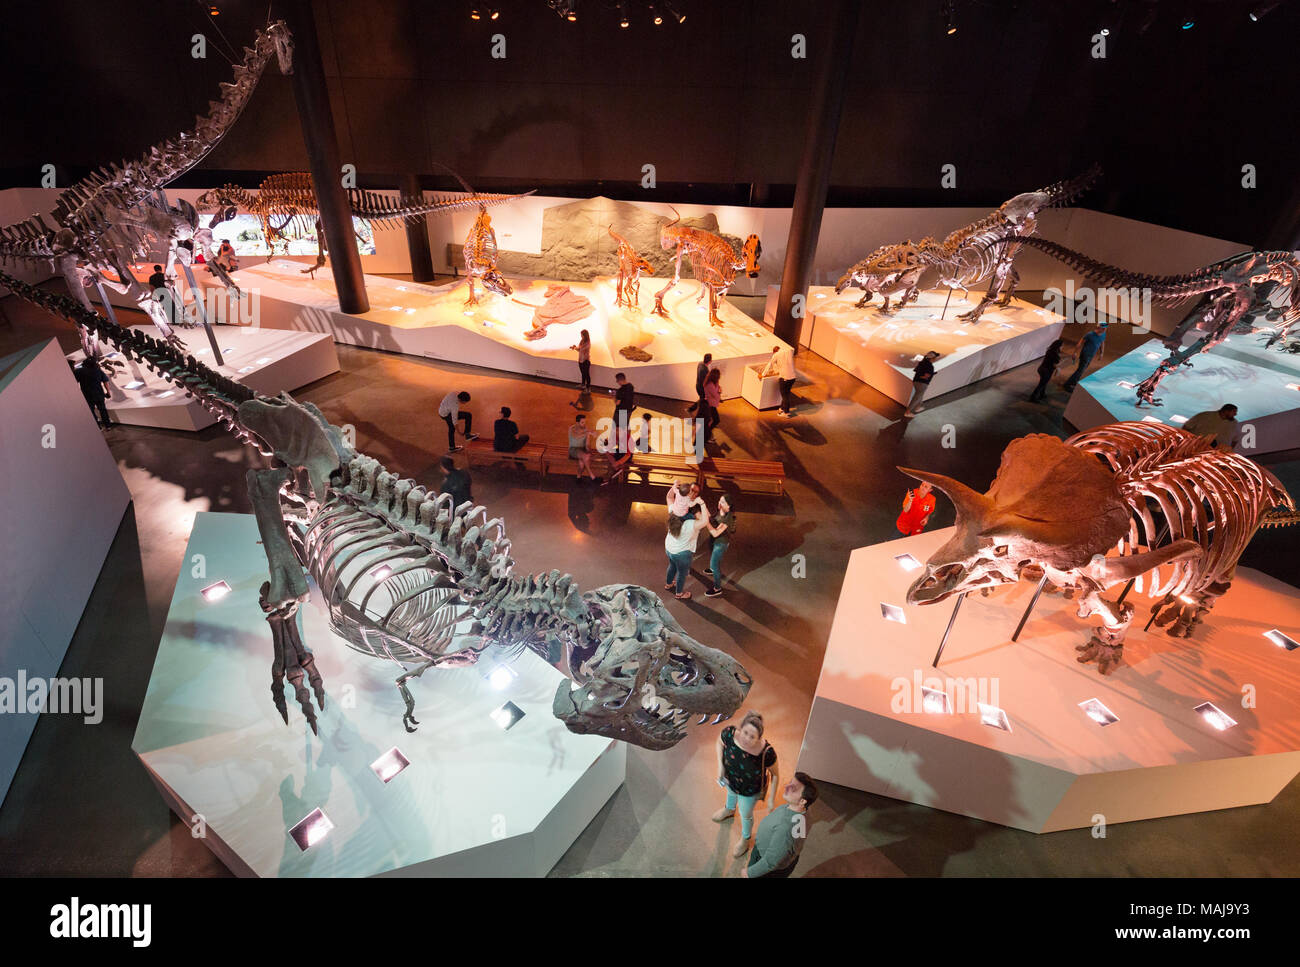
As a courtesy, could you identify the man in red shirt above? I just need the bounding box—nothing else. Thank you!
[896,480,936,536]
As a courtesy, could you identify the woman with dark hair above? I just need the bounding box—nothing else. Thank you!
[567,413,597,482]
[663,507,702,599]
[714,710,779,858]
[702,367,722,442]
[1030,337,1064,402]
[703,494,734,597]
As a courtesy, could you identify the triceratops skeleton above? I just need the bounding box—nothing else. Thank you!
[0,21,293,355]
[836,167,1099,322]
[990,236,1300,406]
[1,268,752,750]
[196,173,531,279]
[652,208,749,327]
[902,421,1294,674]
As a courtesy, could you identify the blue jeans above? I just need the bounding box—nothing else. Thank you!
[709,541,728,588]
[1063,351,1097,388]
[725,786,761,840]
[665,550,692,594]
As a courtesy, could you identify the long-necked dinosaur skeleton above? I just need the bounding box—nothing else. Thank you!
[0,268,752,749]
[652,208,749,327]
[836,167,1099,322]
[902,422,1294,674]
[0,21,293,357]
[997,236,1300,406]
[195,174,532,279]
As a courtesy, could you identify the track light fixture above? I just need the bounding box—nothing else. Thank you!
[944,0,957,35]
[664,2,685,23]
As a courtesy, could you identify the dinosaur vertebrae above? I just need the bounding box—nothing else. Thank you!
[1065,421,1294,596]
[0,269,253,429]
[0,22,291,267]
[201,173,530,236]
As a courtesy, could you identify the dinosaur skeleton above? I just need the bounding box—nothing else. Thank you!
[836,167,1098,322]
[998,237,1300,406]
[195,174,531,279]
[0,21,293,357]
[902,422,1294,674]
[652,208,748,327]
[1,268,752,749]
[609,226,654,310]
[462,206,512,307]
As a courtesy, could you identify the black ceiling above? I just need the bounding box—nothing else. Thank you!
[2,0,1296,246]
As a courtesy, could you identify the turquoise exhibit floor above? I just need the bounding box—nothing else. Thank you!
[1,280,1298,877]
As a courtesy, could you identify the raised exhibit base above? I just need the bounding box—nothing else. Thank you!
[68,325,339,432]
[132,512,626,877]
[189,261,785,402]
[764,285,1065,405]
[1064,334,1300,455]
[0,340,132,804]
[796,529,1300,833]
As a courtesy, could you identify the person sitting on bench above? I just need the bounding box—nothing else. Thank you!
[493,406,531,452]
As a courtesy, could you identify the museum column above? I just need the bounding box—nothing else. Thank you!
[402,173,437,283]
[283,0,369,313]
[772,0,859,349]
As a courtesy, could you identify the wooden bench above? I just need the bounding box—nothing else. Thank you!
[626,451,701,487]
[700,457,786,495]
[464,438,547,475]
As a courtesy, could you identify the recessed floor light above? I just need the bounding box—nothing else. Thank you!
[921,686,951,714]
[370,747,410,783]
[200,580,231,602]
[490,701,525,731]
[894,553,922,571]
[1264,629,1299,651]
[288,808,334,850]
[1079,698,1119,727]
[978,702,1012,732]
[1195,702,1236,732]
[880,602,907,624]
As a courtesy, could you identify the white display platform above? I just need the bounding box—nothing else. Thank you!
[1064,335,1300,456]
[68,325,339,432]
[132,512,626,877]
[188,261,784,402]
[0,340,132,805]
[765,285,1065,405]
[797,530,1300,833]
[741,363,783,410]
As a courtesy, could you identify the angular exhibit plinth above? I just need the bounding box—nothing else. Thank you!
[132,512,626,877]
[796,530,1300,833]
[1064,335,1300,456]
[0,340,131,804]
[69,325,339,432]
[764,285,1065,406]
[192,261,784,402]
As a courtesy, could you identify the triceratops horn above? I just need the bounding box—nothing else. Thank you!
[897,466,989,521]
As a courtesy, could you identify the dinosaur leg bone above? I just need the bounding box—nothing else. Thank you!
[652,247,684,318]
[262,587,325,734]
[1073,585,1134,675]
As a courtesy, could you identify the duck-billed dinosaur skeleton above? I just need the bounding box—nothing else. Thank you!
[0,268,752,749]
[902,422,1295,675]
[652,208,750,327]
[991,236,1300,406]
[0,21,293,360]
[195,174,531,280]
[835,167,1099,322]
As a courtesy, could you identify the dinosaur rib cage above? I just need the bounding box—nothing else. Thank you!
[295,494,478,665]
[1066,421,1293,597]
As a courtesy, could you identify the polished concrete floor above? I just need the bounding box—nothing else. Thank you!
[1,282,1297,877]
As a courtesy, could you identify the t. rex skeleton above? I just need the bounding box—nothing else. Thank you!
[0,21,293,355]
[195,174,531,278]
[652,208,748,327]
[902,422,1294,674]
[1,268,752,749]
[836,167,1099,321]
[609,226,654,310]
[991,236,1300,406]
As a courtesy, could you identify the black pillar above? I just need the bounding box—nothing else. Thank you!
[402,173,436,283]
[282,0,368,313]
[772,0,859,348]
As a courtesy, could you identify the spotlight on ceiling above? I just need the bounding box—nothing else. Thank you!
[207,4,220,15]
[490,8,500,19]
[944,0,957,34]
[651,4,663,25]
[1248,2,1280,20]
[1100,27,1110,36]
[1180,18,1195,29]
[471,7,481,20]
[619,2,630,28]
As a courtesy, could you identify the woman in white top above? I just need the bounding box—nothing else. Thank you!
[663,506,704,599]
[570,329,592,392]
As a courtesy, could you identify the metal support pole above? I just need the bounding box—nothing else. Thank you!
[178,261,224,366]
[283,0,369,314]
[402,173,436,283]
[771,0,859,348]
[932,592,968,669]
[92,279,121,328]
[939,286,953,320]
[1011,572,1051,642]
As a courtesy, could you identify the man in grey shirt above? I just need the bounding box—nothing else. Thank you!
[1182,404,1241,450]
[742,772,817,878]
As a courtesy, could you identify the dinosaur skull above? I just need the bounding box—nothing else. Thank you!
[480,268,513,298]
[902,434,1131,606]
[552,585,751,750]
[999,190,1051,225]
[269,22,295,74]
